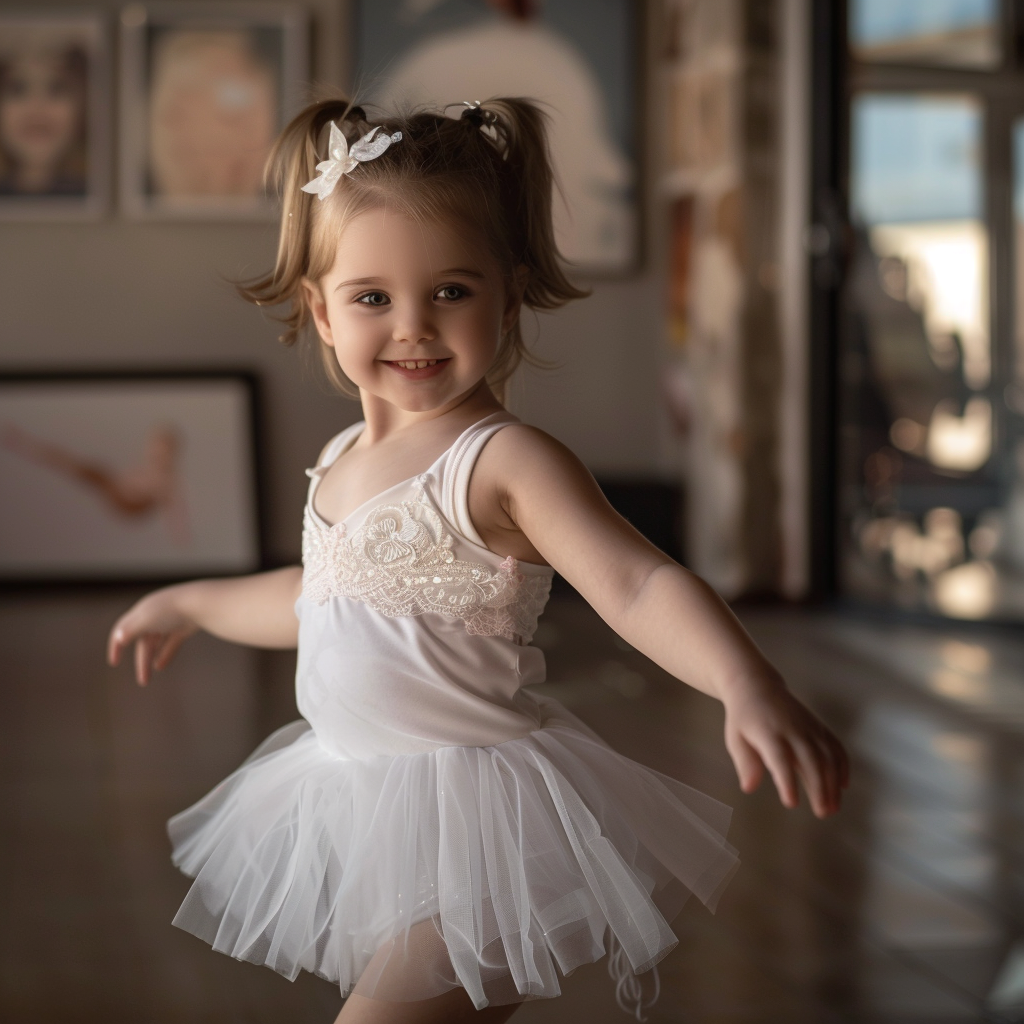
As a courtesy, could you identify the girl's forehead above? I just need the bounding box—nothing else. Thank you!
[330,207,494,275]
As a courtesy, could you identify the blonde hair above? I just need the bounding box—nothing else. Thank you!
[238,96,588,398]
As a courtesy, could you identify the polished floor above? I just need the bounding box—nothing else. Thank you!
[4,589,1024,1023]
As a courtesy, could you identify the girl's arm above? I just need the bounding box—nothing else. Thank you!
[107,566,303,685]
[474,426,849,819]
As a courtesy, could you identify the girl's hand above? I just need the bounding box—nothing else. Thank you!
[722,677,849,818]
[107,585,198,686]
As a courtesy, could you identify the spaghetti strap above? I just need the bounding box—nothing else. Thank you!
[317,422,365,470]
[303,421,365,510]
[441,411,519,546]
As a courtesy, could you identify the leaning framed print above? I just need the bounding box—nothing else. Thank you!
[0,9,110,221]
[0,371,263,583]
[354,0,640,274]
[119,2,309,220]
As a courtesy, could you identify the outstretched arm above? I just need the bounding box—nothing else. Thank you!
[473,426,849,819]
[108,566,303,685]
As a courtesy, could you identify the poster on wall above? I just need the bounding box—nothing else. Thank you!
[0,372,262,582]
[119,2,308,220]
[356,0,639,274]
[0,10,110,221]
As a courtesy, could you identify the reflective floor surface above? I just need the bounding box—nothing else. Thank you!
[3,589,1024,1023]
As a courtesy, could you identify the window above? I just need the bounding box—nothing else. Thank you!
[839,0,1024,619]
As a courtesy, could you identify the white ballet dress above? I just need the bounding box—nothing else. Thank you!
[168,411,739,1017]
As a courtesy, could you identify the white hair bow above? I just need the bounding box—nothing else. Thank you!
[301,122,403,201]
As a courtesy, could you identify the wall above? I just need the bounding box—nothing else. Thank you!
[659,0,810,596]
[0,0,670,565]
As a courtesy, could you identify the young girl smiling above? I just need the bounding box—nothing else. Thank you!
[108,98,848,1024]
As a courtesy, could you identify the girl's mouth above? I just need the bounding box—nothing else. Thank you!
[383,358,451,380]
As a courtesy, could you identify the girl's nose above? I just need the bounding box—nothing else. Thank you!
[392,302,437,344]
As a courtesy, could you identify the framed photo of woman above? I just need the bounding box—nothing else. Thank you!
[0,10,110,221]
[119,2,309,220]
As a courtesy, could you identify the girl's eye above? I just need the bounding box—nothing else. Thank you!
[357,292,389,306]
[436,285,466,302]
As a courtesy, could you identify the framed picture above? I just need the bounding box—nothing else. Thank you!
[119,2,308,220]
[0,9,110,221]
[355,0,640,274]
[0,371,262,583]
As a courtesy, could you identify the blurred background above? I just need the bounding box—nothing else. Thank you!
[5,0,1024,1021]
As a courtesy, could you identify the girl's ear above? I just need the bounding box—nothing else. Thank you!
[501,264,529,335]
[302,277,335,347]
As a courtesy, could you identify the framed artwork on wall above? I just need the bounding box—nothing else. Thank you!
[355,0,640,274]
[0,9,110,221]
[119,2,308,220]
[0,371,262,583]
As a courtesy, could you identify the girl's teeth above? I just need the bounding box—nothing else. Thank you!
[395,359,438,369]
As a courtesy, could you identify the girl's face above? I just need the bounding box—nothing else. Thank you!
[0,52,82,171]
[305,208,521,414]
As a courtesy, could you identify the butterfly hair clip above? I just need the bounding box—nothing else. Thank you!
[301,122,403,201]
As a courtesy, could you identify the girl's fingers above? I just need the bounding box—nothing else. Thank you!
[725,730,764,794]
[792,738,830,817]
[134,634,161,686]
[732,702,849,815]
[108,619,131,666]
[133,635,148,686]
[761,740,799,809]
[154,631,187,671]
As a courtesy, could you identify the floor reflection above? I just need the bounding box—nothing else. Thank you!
[4,590,1024,1022]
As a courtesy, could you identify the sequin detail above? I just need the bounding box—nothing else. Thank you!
[302,492,550,643]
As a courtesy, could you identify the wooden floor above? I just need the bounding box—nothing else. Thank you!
[4,589,1024,1023]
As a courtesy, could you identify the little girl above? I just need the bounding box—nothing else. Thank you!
[108,97,848,1023]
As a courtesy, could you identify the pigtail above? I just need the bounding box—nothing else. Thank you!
[461,98,589,394]
[473,99,589,310]
[236,98,367,349]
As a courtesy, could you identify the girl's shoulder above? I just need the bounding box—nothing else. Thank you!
[473,420,591,494]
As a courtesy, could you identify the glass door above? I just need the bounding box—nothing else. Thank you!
[837,0,1024,619]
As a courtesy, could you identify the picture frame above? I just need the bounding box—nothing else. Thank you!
[0,371,263,583]
[119,2,309,220]
[0,8,110,221]
[354,0,640,275]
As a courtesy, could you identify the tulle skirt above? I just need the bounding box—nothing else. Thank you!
[169,695,739,1016]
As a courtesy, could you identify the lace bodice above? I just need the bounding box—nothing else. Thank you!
[299,415,553,645]
[301,484,550,643]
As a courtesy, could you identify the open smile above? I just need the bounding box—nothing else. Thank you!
[382,357,451,380]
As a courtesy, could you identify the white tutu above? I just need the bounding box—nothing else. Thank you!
[170,414,741,1017]
[169,695,739,1014]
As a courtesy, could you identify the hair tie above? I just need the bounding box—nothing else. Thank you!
[301,122,402,201]
[459,99,496,129]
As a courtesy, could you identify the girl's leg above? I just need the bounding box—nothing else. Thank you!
[335,919,523,1024]
[335,989,521,1024]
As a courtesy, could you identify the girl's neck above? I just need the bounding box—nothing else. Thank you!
[357,381,504,444]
